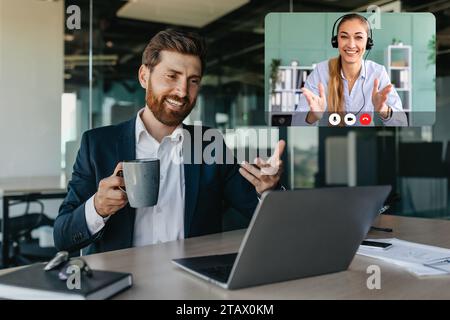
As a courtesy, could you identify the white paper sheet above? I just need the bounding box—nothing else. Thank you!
[357,238,450,276]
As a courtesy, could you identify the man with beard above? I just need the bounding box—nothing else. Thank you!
[54,29,285,254]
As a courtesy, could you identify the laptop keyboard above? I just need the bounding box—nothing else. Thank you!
[198,264,233,283]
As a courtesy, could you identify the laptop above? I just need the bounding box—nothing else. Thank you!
[172,185,391,290]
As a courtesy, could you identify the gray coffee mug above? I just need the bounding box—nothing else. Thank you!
[117,158,160,208]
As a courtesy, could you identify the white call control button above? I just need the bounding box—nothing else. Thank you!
[344,113,357,126]
[328,113,341,126]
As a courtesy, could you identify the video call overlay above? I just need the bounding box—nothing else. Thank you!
[265,12,436,127]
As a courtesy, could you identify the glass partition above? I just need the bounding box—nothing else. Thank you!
[60,0,450,219]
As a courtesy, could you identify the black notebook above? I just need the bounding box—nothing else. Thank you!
[0,263,132,300]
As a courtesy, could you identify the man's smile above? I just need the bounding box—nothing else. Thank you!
[165,97,185,110]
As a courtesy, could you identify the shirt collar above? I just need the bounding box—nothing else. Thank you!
[169,125,185,143]
[340,60,366,80]
[135,107,184,145]
[135,108,147,145]
[360,59,367,79]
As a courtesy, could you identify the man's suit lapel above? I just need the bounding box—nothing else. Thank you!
[183,125,200,237]
[184,163,200,238]
[116,118,136,161]
[116,117,136,248]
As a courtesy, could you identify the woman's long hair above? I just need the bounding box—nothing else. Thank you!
[327,56,344,114]
[327,14,370,115]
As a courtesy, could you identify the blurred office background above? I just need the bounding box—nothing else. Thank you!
[1,0,450,266]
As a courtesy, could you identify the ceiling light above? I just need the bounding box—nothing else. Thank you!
[117,0,250,28]
[64,55,119,68]
[64,34,75,42]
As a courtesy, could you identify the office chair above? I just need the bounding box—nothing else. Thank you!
[0,199,57,266]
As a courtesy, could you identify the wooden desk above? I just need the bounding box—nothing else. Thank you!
[78,215,450,299]
[0,176,67,267]
[2,215,450,299]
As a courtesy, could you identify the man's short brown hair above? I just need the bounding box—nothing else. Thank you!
[142,29,207,76]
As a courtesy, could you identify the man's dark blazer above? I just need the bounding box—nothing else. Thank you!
[53,117,259,254]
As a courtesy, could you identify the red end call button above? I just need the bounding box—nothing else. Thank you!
[359,113,372,126]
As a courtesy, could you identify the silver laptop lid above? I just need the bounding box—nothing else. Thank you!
[227,186,391,289]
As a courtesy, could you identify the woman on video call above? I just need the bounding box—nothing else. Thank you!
[293,13,408,126]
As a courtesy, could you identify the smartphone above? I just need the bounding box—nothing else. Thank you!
[360,240,393,250]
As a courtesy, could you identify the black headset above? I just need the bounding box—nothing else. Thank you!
[331,14,374,50]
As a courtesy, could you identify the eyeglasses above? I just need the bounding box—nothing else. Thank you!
[44,251,93,280]
[58,258,93,281]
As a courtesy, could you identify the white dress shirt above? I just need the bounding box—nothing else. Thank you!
[85,108,185,246]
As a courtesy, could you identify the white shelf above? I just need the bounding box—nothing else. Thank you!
[385,44,412,113]
[269,64,315,116]
[389,45,410,49]
[278,66,314,71]
[390,66,409,70]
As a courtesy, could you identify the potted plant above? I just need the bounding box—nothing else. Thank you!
[270,59,281,92]
[427,34,436,67]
